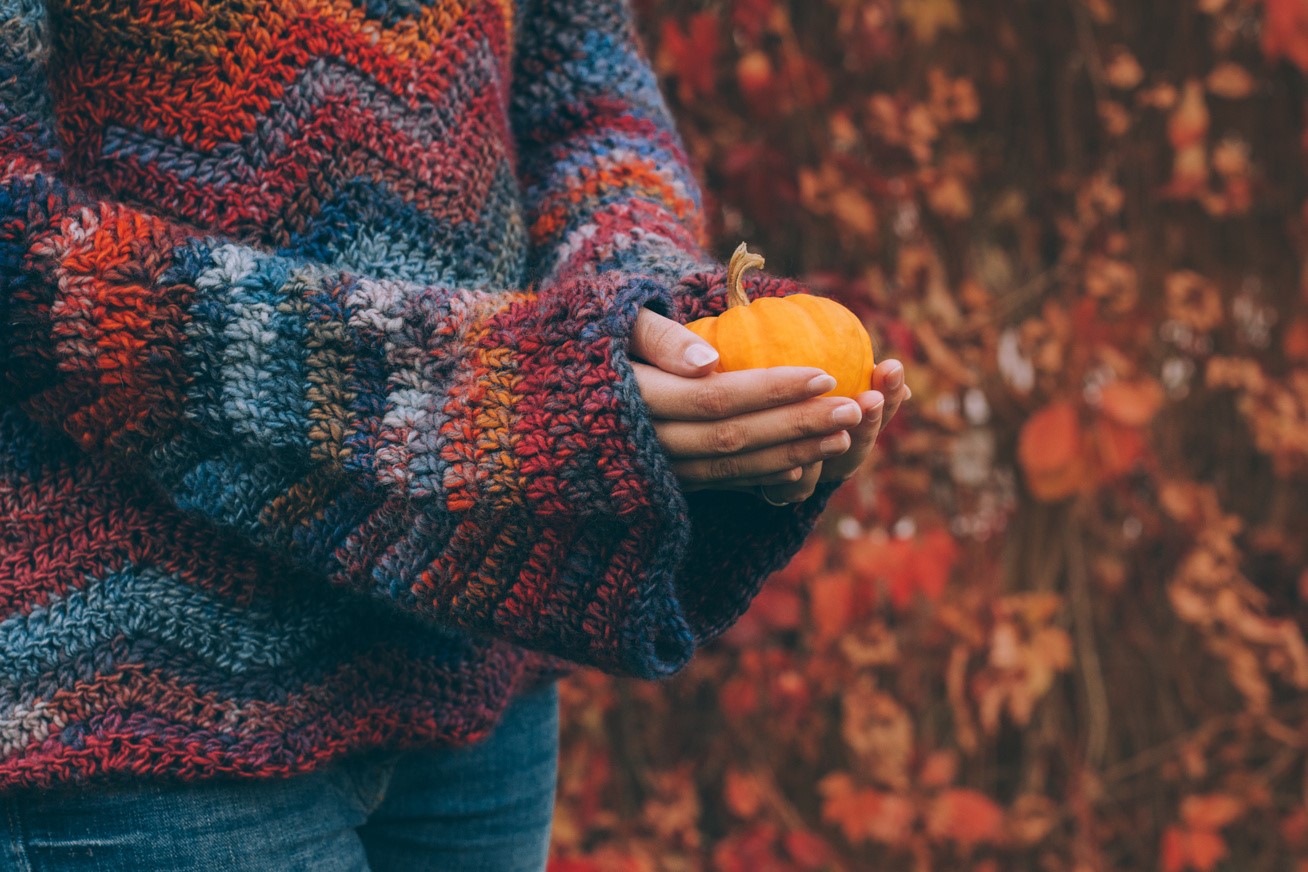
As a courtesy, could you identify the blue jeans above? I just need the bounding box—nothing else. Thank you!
[0,681,559,871]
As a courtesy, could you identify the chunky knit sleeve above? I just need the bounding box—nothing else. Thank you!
[512,0,716,288]
[511,0,844,646]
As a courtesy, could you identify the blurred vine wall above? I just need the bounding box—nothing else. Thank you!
[549,2,1308,870]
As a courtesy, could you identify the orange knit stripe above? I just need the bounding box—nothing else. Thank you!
[51,0,497,151]
[528,162,699,244]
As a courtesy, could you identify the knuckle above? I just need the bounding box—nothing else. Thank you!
[789,441,819,466]
[792,406,819,437]
[710,421,747,454]
[693,383,729,418]
[708,455,740,480]
[763,375,792,407]
[653,331,680,362]
[650,323,685,363]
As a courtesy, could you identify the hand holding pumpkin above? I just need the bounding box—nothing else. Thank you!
[630,245,909,503]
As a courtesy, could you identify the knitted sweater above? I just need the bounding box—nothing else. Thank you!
[0,0,839,789]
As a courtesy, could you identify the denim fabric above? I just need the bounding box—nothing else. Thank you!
[0,681,559,871]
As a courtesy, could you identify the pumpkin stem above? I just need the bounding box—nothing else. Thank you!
[727,242,765,310]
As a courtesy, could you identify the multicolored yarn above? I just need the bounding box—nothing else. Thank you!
[0,0,839,790]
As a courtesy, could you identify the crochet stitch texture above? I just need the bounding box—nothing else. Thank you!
[0,0,841,788]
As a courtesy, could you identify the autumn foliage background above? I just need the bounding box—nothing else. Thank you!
[547,1,1308,870]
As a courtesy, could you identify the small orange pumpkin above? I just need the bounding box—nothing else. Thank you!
[686,244,876,398]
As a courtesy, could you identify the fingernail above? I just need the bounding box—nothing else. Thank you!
[685,344,719,368]
[832,402,862,426]
[820,433,849,455]
[884,364,904,391]
[869,391,885,413]
[807,374,837,394]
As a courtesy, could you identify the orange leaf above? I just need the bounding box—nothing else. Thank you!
[1206,62,1256,98]
[1100,378,1165,427]
[723,768,764,820]
[900,0,963,43]
[737,51,776,112]
[818,774,915,846]
[926,788,1006,850]
[865,794,917,846]
[918,749,959,788]
[1106,49,1144,89]
[1284,318,1308,363]
[1180,793,1245,831]
[1018,401,1087,501]
[1160,825,1229,872]
[809,570,858,644]
[1168,80,1210,150]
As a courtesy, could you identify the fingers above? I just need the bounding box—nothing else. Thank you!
[872,359,909,434]
[816,358,911,483]
[758,462,821,505]
[629,307,721,377]
[819,390,885,483]
[681,465,806,494]
[633,361,837,421]
[653,394,863,458]
[669,427,851,486]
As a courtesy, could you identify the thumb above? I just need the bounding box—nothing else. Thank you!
[629,307,720,377]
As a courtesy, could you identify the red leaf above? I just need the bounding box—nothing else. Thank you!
[926,788,1006,850]
[845,529,958,612]
[1264,0,1308,72]
[1280,808,1308,851]
[818,773,916,846]
[1093,417,1148,481]
[547,860,603,872]
[712,822,787,872]
[731,0,775,42]
[906,528,959,604]
[658,14,721,102]
[782,829,833,869]
[748,585,804,632]
[720,675,761,719]
[772,537,829,588]
[1161,825,1229,872]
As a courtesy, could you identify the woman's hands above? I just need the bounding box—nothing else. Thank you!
[630,307,910,504]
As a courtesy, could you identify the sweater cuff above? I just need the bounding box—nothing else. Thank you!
[591,265,838,673]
